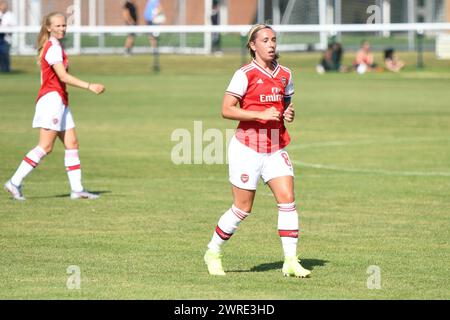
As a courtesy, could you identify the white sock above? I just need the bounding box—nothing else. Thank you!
[10,146,47,186]
[207,205,250,253]
[278,202,299,258]
[65,149,83,192]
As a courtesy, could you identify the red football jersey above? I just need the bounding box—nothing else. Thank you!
[226,60,294,153]
[36,37,69,106]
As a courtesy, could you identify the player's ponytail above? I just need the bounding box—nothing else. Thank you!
[246,24,279,60]
[37,12,64,60]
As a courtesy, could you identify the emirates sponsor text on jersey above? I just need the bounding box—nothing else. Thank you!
[260,87,283,103]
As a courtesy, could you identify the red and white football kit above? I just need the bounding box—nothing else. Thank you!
[205,58,303,265]
[226,59,294,153]
[32,37,75,131]
[226,60,295,190]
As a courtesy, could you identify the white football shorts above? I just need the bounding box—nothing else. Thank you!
[32,91,75,132]
[228,135,294,190]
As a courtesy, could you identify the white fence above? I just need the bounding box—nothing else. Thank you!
[2,23,450,55]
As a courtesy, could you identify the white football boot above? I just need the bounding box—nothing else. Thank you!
[4,180,26,201]
[70,190,100,200]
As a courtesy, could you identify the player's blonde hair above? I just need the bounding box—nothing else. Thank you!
[37,12,65,60]
[246,24,279,60]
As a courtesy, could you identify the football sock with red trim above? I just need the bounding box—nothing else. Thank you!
[278,202,299,257]
[207,205,250,253]
[10,146,47,186]
[65,149,83,192]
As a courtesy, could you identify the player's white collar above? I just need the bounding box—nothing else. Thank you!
[251,59,280,78]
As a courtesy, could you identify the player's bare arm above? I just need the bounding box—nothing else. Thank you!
[123,8,134,25]
[52,63,105,94]
[221,94,280,121]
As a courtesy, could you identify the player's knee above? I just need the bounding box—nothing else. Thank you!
[277,192,295,204]
[66,139,79,150]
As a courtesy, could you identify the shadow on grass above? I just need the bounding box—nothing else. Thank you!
[228,258,328,273]
[28,190,111,199]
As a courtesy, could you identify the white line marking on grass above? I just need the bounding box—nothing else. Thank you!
[290,137,450,177]
[289,137,450,150]
[293,161,450,177]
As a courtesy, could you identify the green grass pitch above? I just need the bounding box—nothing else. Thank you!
[0,51,449,299]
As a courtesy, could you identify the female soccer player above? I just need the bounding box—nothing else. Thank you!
[204,24,311,278]
[4,12,105,200]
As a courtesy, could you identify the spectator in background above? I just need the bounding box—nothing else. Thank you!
[144,0,165,72]
[384,48,405,72]
[316,44,334,74]
[316,40,347,74]
[0,0,16,72]
[211,0,222,54]
[331,41,344,71]
[123,0,138,56]
[144,0,165,52]
[354,40,378,74]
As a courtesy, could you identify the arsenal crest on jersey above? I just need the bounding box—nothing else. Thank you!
[281,76,287,87]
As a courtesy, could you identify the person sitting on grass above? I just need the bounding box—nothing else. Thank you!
[384,48,405,73]
[354,40,379,74]
[316,41,348,74]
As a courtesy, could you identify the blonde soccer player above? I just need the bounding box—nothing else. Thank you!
[4,12,105,200]
[204,24,311,278]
